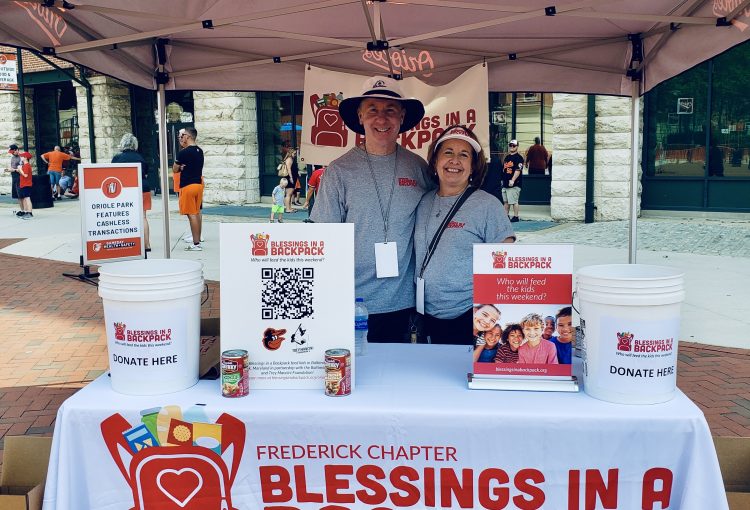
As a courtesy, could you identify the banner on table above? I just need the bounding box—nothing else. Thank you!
[301,64,489,166]
[95,401,682,510]
[79,163,144,264]
[220,223,355,389]
[472,244,574,378]
[0,54,18,90]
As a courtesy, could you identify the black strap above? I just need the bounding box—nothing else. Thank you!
[419,186,476,278]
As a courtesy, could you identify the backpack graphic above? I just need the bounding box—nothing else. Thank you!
[310,93,348,148]
[101,411,245,510]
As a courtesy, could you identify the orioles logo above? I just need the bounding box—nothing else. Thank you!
[617,332,634,352]
[492,251,508,269]
[114,322,126,341]
[262,328,287,350]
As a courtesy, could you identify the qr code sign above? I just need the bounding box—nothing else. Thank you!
[261,267,314,320]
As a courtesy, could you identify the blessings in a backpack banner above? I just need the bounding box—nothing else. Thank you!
[300,64,489,166]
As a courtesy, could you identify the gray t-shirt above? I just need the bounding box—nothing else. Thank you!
[310,145,431,314]
[415,189,516,319]
[9,154,21,170]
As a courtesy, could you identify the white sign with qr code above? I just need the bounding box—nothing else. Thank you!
[220,223,355,389]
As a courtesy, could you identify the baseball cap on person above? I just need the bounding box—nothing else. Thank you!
[338,75,425,135]
[509,139,518,146]
[435,126,482,153]
[8,144,18,153]
[19,152,32,159]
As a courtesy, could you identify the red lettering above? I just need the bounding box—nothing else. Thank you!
[324,465,355,504]
[478,468,510,510]
[641,468,672,510]
[259,466,293,503]
[430,115,441,128]
[389,466,421,507]
[440,468,474,508]
[584,469,618,509]
[400,131,416,149]
[513,469,546,510]
[419,117,432,130]
[294,465,324,503]
[568,470,580,510]
[424,467,436,507]
[417,130,431,148]
[355,465,387,505]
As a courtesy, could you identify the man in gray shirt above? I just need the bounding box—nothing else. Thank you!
[311,76,432,342]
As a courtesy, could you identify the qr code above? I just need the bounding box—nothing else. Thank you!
[261,267,314,320]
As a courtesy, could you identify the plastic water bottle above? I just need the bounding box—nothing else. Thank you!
[354,297,368,356]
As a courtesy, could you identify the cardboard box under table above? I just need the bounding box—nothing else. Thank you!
[715,437,750,510]
[1,436,52,510]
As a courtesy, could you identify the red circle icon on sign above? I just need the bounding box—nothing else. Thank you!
[101,177,123,199]
[0,55,6,65]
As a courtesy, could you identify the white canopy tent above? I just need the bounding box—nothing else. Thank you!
[1,0,748,260]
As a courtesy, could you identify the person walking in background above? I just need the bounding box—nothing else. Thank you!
[501,139,524,223]
[525,136,549,175]
[173,127,205,252]
[302,165,326,216]
[270,177,288,223]
[5,144,24,217]
[16,151,34,219]
[280,143,299,213]
[112,133,152,252]
[41,145,80,200]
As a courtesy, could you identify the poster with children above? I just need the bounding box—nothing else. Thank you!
[472,244,574,378]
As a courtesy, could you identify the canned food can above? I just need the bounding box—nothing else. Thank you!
[324,348,351,396]
[221,349,249,398]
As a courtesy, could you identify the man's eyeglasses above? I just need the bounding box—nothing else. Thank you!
[509,144,517,147]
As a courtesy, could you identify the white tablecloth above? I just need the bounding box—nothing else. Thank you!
[43,344,728,510]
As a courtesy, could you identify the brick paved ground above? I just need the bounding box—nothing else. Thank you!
[0,246,748,465]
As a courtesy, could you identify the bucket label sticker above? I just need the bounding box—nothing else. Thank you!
[593,316,679,392]
[108,309,188,381]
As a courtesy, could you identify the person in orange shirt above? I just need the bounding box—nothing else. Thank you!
[16,152,34,219]
[41,145,80,200]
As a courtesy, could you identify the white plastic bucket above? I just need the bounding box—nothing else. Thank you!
[98,259,204,395]
[577,264,684,405]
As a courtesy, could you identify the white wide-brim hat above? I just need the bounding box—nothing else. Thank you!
[338,76,425,135]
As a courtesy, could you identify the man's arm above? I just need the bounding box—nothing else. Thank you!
[41,154,49,165]
[172,161,183,174]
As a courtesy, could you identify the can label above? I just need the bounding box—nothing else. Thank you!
[324,349,351,396]
[222,349,249,398]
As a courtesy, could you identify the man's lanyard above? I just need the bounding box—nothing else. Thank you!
[363,145,398,243]
[418,186,475,279]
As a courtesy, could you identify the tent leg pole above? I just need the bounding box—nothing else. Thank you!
[628,80,640,264]
[157,85,171,259]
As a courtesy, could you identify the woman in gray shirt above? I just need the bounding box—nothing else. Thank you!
[415,126,515,344]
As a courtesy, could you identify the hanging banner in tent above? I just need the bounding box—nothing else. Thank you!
[79,163,144,264]
[301,64,489,166]
[220,223,355,390]
[0,54,18,90]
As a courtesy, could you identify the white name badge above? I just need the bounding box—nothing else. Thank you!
[374,242,399,278]
[416,277,425,314]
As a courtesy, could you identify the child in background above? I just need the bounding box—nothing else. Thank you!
[271,178,288,223]
[17,151,34,219]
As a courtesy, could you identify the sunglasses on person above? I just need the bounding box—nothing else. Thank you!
[509,143,517,147]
